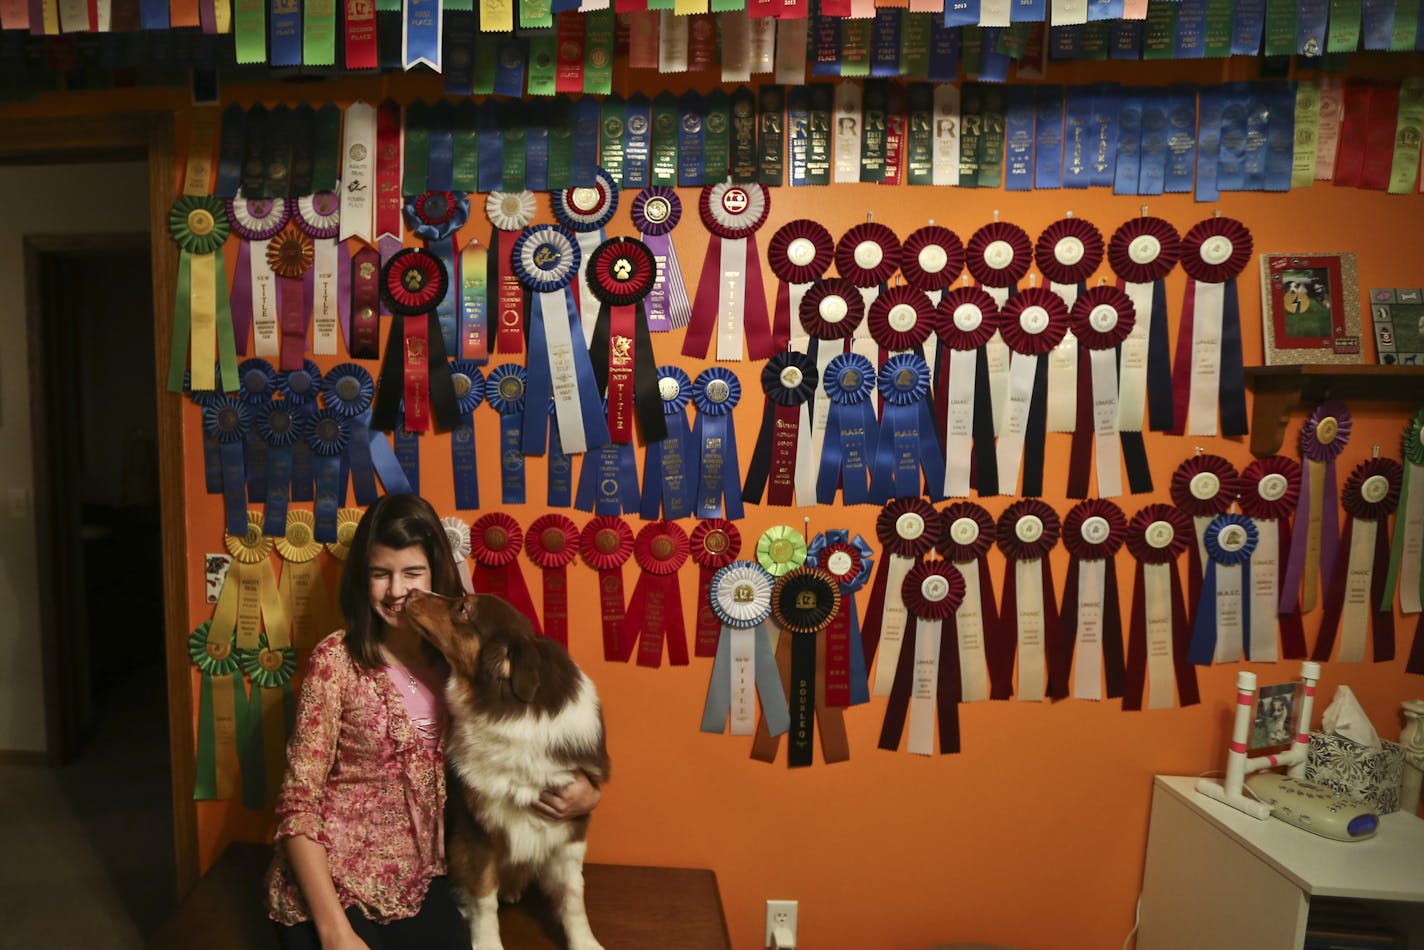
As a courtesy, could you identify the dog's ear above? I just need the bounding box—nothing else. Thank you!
[509,643,540,704]
[472,595,534,638]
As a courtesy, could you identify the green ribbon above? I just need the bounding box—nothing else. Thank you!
[998,22,1030,58]
[977,86,1006,188]
[711,0,740,11]
[959,83,982,188]
[547,99,573,190]
[600,94,626,183]
[860,80,888,183]
[1382,409,1424,608]
[757,525,808,577]
[237,634,296,810]
[704,90,730,183]
[1204,0,1234,56]
[1293,81,1321,188]
[167,196,235,392]
[1263,0,1298,56]
[652,92,679,187]
[313,104,341,192]
[757,85,784,187]
[502,106,528,190]
[233,0,265,63]
[1328,0,1362,51]
[1143,0,1177,59]
[527,33,557,96]
[303,0,336,65]
[472,34,498,94]
[901,14,931,78]
[1390,77,1424,194]
[1394,0,1421,49]
[189,622,243,801]
[960,26,982,77]
[214,251,239,393]
[840,19,871,77]
[453,101,479,192]
[584,10,614,94]
[167,249,192,393]
[169,195,230,254]
[520,0,551,28]
[402,101,431,197]
[907,82,934,186]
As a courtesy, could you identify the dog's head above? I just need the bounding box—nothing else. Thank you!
[404,590,543,704]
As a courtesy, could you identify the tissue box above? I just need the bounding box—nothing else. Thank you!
[1305,732,1404,814]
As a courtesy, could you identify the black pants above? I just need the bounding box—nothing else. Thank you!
[275,876,468,950]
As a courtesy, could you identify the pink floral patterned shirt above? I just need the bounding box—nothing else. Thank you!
[265,631,447,925]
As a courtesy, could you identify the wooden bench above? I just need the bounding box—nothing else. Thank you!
[147,843,732,949]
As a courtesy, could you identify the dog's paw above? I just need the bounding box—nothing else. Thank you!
[497,887,525,905]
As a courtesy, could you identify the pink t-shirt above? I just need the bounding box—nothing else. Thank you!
[383,661,446,749]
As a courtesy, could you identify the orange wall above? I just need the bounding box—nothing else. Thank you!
[8,61,1424,950]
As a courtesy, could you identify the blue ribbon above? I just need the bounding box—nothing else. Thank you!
[813,14,841,76]
[692,367,743,521]
[140,0,168,30]
[1189,514,1258,665]
[1110,19,1143,58]
[405,193,469,357]
[203,399,253,538]
[404,0,441,68]
[428,101,455,192]
[576,440,641,515]
[394,427,420,494]
[1362,0,1395,49]
[1163,84,1197,194]
[216,106,245,198]
[257,403,302,538]
[238,359,276,503]
[679,91,707,187]
[871,9,902,77]
[547,409,574,508]
[1175,0,1207,56]
[1034,85,1065,188]
[978,29,1012,82]
[641,366,696,521]
[945,0,979,27]
[278,361,321,503]
[817,354,877,506]
[624,94,652,189]
[522,287,608,455]
[1088,0,1124,18]
[1013,0,1045,21]
[1114,91,1143,195]
[870,354,943,504]
[1063,87,1094,187]
[573,97,602,186]
[525,120,550,194]
[1298,0,1328,56]
[806,529,876,706]
[1264,83,1295,192]
[486,364,527,505]
[1232,0,1267,54]
[367,426,412,495]
[1195,86,1226,202]
[268,0,301,67]
[1090,87,1120,188]
[1219,278,1249,437]
[1146,280,1175,433]
[1004,86,1036,192]
[347,410,380,505]
[491,40,525,97]
[929,20,961,82]
[1050,25,1082,60]
[477,101,503,194]
[449,360,484,510]
[442,11,476,95]
[1136,89,1167,195]
[1215,85,1250,193]
[306,409,350,543]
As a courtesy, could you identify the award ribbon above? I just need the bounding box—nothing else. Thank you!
[934,285,1001,498]
[573,419,641,515]
[701,561,788,738]
[469,513,542,635]
[551,168,621,344]
[1123,504,1199,711]
[524,513,579,647]
[816,353,878,506]
[1283,402,1351,614]
[751,568,846,767]
[966,219,1032,434]
[275,509,330,649]
[1187,513,1258,665]
[1059,499,1127,700]
[866,285,936,356]
[937,502,1000,704]
[806,531,875,709]
[204,397,254,537]
[691,367,745,520]
[691,519,743,657]
[237,359,277,507]
[265,225,315,373]
[995,499,1063,702]
[1108,214,1181,467]
[584,237,666,445]
[448,361,484,510]
[323,362,396,506]
[879,561,966,755]
[324,509,363,596]
[1240,456,1306,660]
[514,224,610,456]
[797,280,866,506]
[834,220,902,396]
[902,224,964,387]
[624,521,691,666]
[485,190,536,356]
[871,353,944,504]
[403,190,469,359]
[1034,215,1105,435]
[995,286,1068,497]
[682,182,775,362]
[292,191,343,358]
[372,249,459,437]
[1313,457,1403,664]
[255,399,305,538]
[211,510,290,654]
[1171,215,1252,438]
[189,622,243,800]
[184,370,226,497]
[485,364,528,505]
[225,195,290,360]
[441,516,475,596]
[1065,284,1135,499]
[167,195,237,393]
[306,409,351,543]
[545,398,576,509]
[1170,452,1243,609]
[630,187,693,332]
[641,366,698,520]
[766,219,834,352]
[348,247,381,361]
[862,497,942,698]
[579,516,635,661]
[757,525,807,582]
[742,352,816,507]
[1382,409,1424,619]
[238,631,298,809]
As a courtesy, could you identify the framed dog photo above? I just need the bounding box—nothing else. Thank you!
[1258,252,1362,365]
[1369,288,1424,366]
[1249,681,1301,755]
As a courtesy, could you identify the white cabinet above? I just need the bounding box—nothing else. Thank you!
[1138,775,1424,950]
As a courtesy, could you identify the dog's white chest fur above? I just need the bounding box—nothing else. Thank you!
[446,673,602,866]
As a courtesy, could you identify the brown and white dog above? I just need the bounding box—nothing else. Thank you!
[404,589,609,950]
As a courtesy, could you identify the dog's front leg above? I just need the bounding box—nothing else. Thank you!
[467,853,504,950]
[543,840,603,950]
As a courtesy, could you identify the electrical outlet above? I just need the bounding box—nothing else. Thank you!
[764,899,798,948]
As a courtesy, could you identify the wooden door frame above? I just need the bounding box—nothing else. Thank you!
[4,113,198,893]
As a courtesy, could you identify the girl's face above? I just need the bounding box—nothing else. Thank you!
[367,543,432,630]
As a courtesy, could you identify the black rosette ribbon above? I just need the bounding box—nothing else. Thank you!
[690,519,744,657]
[629,186,691,332]
[1123,504,1199,712]
[468,512,542,635]
[1188,513,1260,666]
[862,497,942,698]
[641,365,697,520]
[900,225,965,294]
[691,367,744,520]
[524,513,579,647]
[767,219,834,350]
[585,236,666,446]
[700,561,786,740]
[834,222,902,289]
[1109,216,1180,434]
[933,286,1003,498]
[372,248,459,435]
[485,364,529,505]
[305,407,351,544]
[996,287,1069,497]
[867,285,936,353]
[1239,456,1307,659]
[1171,215,1253,437]
[167,195,238,394]
[449,361,485,511]
[806,530,875,708]
[1034,216,1105,288]
[816,353,878,505]
[580,516,636,661]
[871,353,943,504]
[1059,499,1128,700]
[743,352,817,508]
[1170,452,1242,607]
[683,182,774,361]
[1065,285,1140,499]
[203,396,253,537]
[994,500,1063,701]
[879,560,968,756]
[402,190,470,359]
[965,220,1033,289]
[1314,457,1404,665]
[752,567,847,767]
[625,521,691,667]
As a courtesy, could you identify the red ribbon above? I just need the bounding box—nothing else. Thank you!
[767,219,833,349]
[278,276,306,372]
[492,228,525,355]
[375,101,402,243]
[817,541,864,708]
[1361,82,1402,191]
[993,500,1063,700]
[579,517,634,662]
[401,315,430,433]
[469,514,542,636]
[1034,217,1104,287]
[1122,504,1198,711]
[626,521,691,667]
[525,514,578,647]
[554,12,585,93]
[900,225,965,293]
[606,304,637,442]
[689,519,741,657]
[682,234,774,361]
[767,403,801,506]
[1169,453,1241,605]
[834,222,902,289]
[966,220,1032,288]
[343,0,377,70]
[349,246,381,360]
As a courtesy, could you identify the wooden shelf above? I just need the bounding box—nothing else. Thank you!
[1243,365,1424,457]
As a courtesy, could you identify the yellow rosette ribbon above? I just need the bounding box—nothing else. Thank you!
[275,509,330,650]
[212,509,290,651]
[324,507,365,610]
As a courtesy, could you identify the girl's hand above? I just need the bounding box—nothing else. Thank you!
[533,771,602,821]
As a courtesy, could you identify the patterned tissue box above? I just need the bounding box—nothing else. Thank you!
[1305,732,1404,814]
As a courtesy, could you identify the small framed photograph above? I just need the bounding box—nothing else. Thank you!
[1249,681,1301,754]
[1369,288,1424,366]
[1259,252,1362,365]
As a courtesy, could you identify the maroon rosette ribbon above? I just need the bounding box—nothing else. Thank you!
[768,219,834,286]
[525,514,579,647]
[880,560,969,756]
[683,183,774,361]
[1170,454,1241,517]
[585,237,658,306]
[936,502,996,563]
[900,225,965,293]
[835,222,902,288]
[1122,504,1198,711]
[1062,498,1127,561]
[999,286,1069,355]
[799,278,866,341]
[1313,457,1404,664]
[1060,499,1128,700]
[994,499,1064,700]
[902,562,966,621]
[1240,456,1306,658]
[996,499,1061,561]
[1034,217,1105,287]
[1108,216,1181,285]
[1179,215,1253,284]
[625,521,691,667]
[698,181,770,239]
[469,513,542,636]
[934,285,1002,351]
[690,519,743,657]
[966,220,1033,288]
[862,498,942,683]
[867,285,936,352]
[1069,285,1136,351]
[579,516,635,662]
